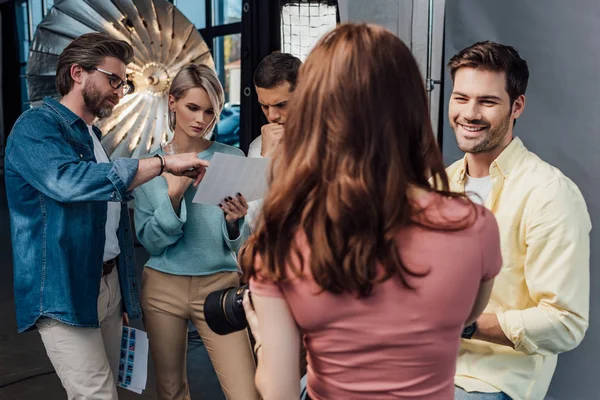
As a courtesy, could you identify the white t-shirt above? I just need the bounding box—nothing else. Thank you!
[247,135,263,158]
[464,174,492,205]
[87,125,121,261]
[246,135,265,230]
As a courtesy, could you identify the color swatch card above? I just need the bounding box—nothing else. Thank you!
[118,327,149,394]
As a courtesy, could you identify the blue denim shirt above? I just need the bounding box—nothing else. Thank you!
[4,97,142,333]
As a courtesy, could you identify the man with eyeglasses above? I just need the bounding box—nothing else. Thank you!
[4,33,209,399]
[91,66,134,95]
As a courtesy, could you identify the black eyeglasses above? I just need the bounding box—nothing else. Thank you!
[90,67,133,95]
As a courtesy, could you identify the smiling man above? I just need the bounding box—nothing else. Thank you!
[446,41,591,400]
[4,33,209,399]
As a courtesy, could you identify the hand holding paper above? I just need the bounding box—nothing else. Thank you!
[192,153,270,206]
[220,193,249,223]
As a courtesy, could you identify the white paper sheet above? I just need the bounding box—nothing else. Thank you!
[192,152,270,205]
[117,327,149,394]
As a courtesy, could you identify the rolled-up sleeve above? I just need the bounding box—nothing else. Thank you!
[6,110,138,203]
[496,178,591,355]
[134,184,187,256]
[222,216,250,252]
[107,158,139,201]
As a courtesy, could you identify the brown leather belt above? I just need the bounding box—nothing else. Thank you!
[102,258,117,276]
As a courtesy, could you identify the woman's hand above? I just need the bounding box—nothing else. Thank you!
[243,289,302,400]
[164,173,193,201]
[163,173,193,215]
[220,193,249,223]
[243,290,261,346]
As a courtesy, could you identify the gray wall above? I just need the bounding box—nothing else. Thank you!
[337,0,414,45]
[338,0,446,136]
[443,1,600,399]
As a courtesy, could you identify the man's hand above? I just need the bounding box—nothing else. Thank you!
[163,153,210,186]
[261,123,284,158]
[128,153,209,191]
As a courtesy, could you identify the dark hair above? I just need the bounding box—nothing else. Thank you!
[56,33,134,96]
[447,41,529,104]
[240,24,472,298]
[253,52,302,90]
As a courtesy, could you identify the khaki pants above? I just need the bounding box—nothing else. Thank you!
[37,268,123,400]
[141,268,258,400]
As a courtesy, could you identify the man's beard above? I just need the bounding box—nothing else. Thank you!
[455,111,511,154]
[82,81,118,119]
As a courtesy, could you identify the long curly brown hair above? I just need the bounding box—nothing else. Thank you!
[241,23,471,297]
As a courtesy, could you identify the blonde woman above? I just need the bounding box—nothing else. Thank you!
[134,64,258,400]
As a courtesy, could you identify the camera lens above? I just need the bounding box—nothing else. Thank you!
[204,285,248,335]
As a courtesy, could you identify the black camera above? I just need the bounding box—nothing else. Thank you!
[204,285,249,335]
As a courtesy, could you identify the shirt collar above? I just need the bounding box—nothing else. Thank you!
[43,96,85,126]
[456,137,527,183]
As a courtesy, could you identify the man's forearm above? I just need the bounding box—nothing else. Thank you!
[128,157,162,191]
[473,313,514,348]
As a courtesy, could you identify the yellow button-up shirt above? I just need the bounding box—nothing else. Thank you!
[447,138,591,400]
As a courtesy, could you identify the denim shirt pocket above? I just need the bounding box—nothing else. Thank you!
[63,124,95,162]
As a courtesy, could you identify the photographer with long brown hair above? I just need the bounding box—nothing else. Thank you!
[240,23,504,400]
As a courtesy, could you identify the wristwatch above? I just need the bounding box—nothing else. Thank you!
[461,322,477,339]
[153,153,165,176]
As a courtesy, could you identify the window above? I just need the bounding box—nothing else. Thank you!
[174,0,207,29]
[29,0,43,38]
[281,1,338,61]
[15,0,57,111]
[213,0,242,25]
[175,0,243,147]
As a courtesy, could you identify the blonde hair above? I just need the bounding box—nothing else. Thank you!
[168,64,224,137]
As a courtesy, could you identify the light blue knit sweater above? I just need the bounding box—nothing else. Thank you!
[133,142,249,276]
